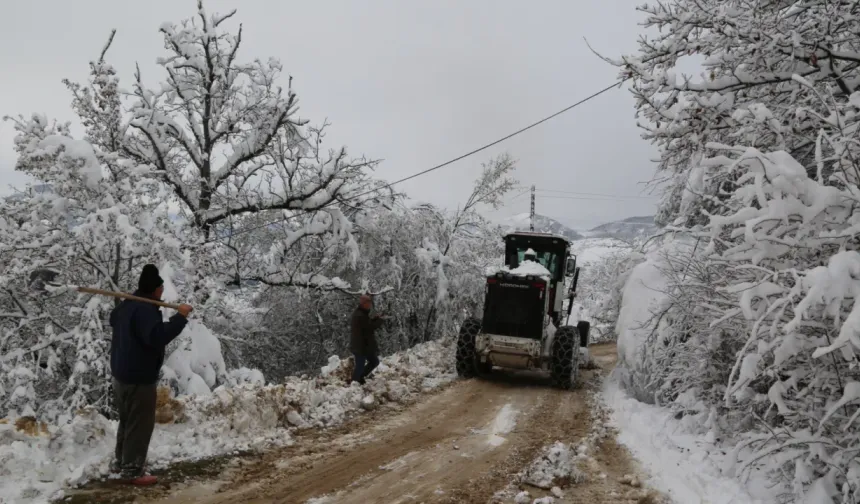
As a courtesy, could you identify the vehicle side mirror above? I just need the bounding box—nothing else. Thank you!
[565,257,577,276]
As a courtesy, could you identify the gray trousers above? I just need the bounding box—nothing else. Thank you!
[113,378,157,478]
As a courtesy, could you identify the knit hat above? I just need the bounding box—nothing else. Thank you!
[138,264,164,294]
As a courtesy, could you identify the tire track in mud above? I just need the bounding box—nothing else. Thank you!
[438,382,589,504]
[166,375,562,503]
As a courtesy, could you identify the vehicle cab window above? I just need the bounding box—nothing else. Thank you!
[515,248,559,278]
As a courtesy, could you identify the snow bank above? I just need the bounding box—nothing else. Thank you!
[159,264,234,397]
[615,237,695,372]
[163,321,228,396]
[320,355,342,376]
[603,374,775,503]
[0,338,456,503]
[615,250,669,371]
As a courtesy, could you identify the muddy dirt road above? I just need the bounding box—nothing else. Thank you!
[67,343,659,504]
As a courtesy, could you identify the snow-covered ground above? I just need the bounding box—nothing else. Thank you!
[603,375,776,504]
[0,338,455,504]
[605,236,783,503]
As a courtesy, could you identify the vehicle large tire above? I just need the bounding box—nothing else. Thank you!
[551,325,580,389]
[456,317,482,378]
[577,320,591,348]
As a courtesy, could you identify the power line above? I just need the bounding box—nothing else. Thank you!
[203,79,625,244]
[506,188,532,201]
[490,190,657,209]
[537,195,654,202]
[534,188,655,200]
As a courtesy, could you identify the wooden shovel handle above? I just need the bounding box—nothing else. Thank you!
[76,287,183,310]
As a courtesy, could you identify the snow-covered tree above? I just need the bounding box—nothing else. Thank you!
[0,45,183,417]
[0,2,386,417]
[608,0,860,501]
[415,153,516,339]
[125,2,384,290]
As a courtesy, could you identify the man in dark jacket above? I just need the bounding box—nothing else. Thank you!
[109,264,192,486]
[350,294,385,385]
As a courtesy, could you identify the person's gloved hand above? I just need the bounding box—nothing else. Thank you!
[177,304,194,318]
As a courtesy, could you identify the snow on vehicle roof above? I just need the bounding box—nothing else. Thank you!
[499,259,551,279]
[525,248,536,255]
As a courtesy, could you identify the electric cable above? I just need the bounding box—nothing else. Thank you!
[203,79,626,244]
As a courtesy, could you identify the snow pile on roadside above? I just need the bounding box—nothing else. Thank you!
[0,337,456,504]
[615,240,689,371]
[320,355,343,376]
[603,373,775,504]
[613,236,696,403]
[521,442,584,489]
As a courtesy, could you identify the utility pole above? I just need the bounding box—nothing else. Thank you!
[529,185,536,232]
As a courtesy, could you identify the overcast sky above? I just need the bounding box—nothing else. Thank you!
[0,0,659,230]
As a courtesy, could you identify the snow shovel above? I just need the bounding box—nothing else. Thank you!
[28,268,183,310]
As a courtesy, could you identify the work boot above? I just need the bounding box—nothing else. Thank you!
[121,463,156,486]
[130,474,158,486]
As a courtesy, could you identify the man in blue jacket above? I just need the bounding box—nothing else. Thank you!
[109,264,192,485]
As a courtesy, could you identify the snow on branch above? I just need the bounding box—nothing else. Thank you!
[603,0,860,228]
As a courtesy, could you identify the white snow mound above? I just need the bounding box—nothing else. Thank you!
[163,320,228,396]
[522,442,584,489]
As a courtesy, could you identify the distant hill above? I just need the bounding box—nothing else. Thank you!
[501,213,583,241]
[584,215,658,241]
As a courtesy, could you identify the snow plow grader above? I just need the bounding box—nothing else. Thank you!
[456,231,590,389]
